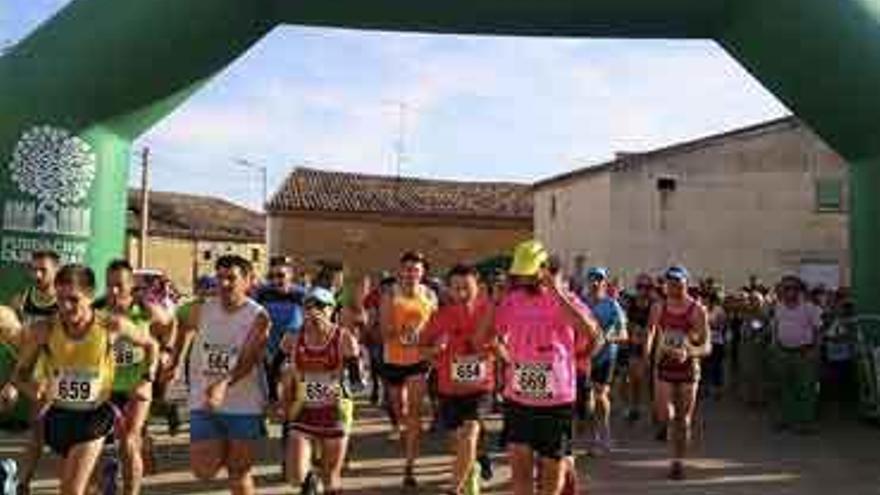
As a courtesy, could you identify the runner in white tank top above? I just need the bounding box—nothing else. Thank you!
[166,255,271,495]
[188,297,267,414]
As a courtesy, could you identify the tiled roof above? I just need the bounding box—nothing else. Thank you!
[127,190,264,243]
[268,167,533,221]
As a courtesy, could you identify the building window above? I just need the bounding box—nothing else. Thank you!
[550,194,558,220]
[657,177,677,192]
[816,177,843,212]
[251,248,260,263]
[202,250,212,261]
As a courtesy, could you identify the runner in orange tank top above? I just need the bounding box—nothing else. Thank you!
[379,251,436,489]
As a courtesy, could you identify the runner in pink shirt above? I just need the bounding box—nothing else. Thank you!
[479,241,599,495]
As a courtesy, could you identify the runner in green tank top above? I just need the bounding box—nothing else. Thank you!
[94,260,170,495]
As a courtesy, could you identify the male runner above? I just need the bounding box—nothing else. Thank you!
[582,267,627,455]
[168,255,271,495]
[421,264,494,494]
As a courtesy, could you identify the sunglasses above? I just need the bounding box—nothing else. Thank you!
[269,272,287,279]
[636,284,652,291]
[305,300,332,310]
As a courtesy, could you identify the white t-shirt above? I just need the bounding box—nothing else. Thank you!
[774,302,822,348]
[188,297,267,414]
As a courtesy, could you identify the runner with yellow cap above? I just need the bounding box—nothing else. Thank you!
[479,240,600,495]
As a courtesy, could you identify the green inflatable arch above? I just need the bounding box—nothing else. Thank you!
[1,0,879,311]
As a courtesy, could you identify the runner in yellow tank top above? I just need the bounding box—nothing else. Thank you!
[8,264,158,495]
[379,251,437,488]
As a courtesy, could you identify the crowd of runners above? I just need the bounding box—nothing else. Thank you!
[0,240,851,495]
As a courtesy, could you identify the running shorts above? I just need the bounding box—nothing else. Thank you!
[590,357,616,386]
[288,398,354,439]
[44,403,116,457]
[381,361,429,386]
[504,401,573,460]
[190,410,265,441]
[438,393,490,431]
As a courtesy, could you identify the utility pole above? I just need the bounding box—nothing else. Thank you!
[394,101,408,178]
[233,158,268,211]
[137,147,150,269]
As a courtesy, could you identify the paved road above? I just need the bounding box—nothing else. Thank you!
[4,397,880,494]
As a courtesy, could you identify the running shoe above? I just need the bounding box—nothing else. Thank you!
[301,471,319,495]
[667,461,685,481]
[654,423,668,442]
[477,453,493,481]
[403,466,418,489]
[0,458,18,495]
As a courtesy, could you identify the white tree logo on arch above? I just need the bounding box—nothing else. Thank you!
[8,125,96,233]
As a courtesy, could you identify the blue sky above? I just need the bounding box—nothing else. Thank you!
[3,1,789,210]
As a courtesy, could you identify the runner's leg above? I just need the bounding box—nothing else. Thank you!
[60,437,104,495]
[18,414,43,494]
[453,420,480,493]
[227,440,257,495]
[403,375,425,479]
[508,444,534,495]
[285,432,311,486]
[538,456,565,495]
[319,437,347,492]
[120,398,150,495]
[189,440,225,481]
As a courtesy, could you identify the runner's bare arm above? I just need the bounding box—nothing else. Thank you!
[379,292,395,341]
[473,303,496,350]
[646,302,663,359]
[7,293,25,314]
[225,311,271,388]
[550,283,600,341]
[164,302,201,382]
[687,303,711,358]
[277,351,299,414]
[341,327,360,359]
[145,301,176,351]
[10,321,49,402]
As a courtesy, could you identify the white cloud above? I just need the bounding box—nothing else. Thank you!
[136,32,788,208]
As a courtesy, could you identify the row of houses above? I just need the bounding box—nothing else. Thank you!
[131,116,848,292]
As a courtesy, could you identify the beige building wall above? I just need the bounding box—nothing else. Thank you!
[127,236,267,294]
[535,122,849,289]
[534,173,612,273]
[269,213,531,278]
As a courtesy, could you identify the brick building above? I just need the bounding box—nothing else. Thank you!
[267,168,533,277]
[127,190,266,293]
[534,117,849,289]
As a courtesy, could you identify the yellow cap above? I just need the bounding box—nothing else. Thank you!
[509,240,549,277]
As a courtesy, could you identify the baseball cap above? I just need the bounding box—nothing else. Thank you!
[665,265,690,282]
[586,267,609,281]
[305,287,336,307]
[509,240,549,277]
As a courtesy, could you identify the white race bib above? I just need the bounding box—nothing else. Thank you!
[399,327,419,346]
[202,344,236,377]
[513,362,553,399]
[54,369,101,406]
[113,339,144,367]
[662,332,686,349]
[451,355,486,384]
[302,372,340,405]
